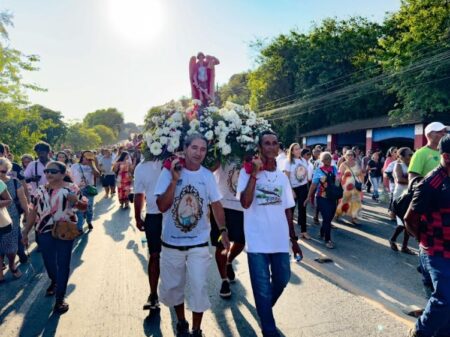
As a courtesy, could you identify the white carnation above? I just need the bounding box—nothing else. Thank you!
[205,130,214,140]
[221,144,232,156]
[170,137,180,149]
[159,136,168,145]
[150,142,162,156]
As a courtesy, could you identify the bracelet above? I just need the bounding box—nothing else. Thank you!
[219,227,228,234]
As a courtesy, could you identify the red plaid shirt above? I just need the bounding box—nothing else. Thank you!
[411,165,450,258]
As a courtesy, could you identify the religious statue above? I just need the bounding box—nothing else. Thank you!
[189,52,220,106]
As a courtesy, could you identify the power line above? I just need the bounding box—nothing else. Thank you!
[259,50,450,119]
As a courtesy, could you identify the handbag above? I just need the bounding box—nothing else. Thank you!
[79,165,98,196]
[52,220,80,240]
[345,163,362,191]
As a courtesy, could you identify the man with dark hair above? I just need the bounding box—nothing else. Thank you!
[155,133,230,337]
[24,141,52,193]
[238,130,302,337]
[405,134,450,337]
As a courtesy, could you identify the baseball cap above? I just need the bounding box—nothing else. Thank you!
[424,122,448,135]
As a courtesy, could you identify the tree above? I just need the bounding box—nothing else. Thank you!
[0,102,51,155]
[29,104,67,145]
[217,72,251,107]
[63,123,101,151]
[0,11,44,105]
[92,125,116,145]
[380,0,450,120]
[83,108,124,135]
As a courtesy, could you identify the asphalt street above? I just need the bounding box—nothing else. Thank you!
[0,192,423,337]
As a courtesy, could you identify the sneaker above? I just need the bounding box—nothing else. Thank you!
[226,263,235,283]
[143,294,160,310]
[325,241,335,249]
[219,280,231,298]
[191,329,204,337]
[176,320,190,337]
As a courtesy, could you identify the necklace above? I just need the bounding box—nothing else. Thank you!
[263,170,278,183]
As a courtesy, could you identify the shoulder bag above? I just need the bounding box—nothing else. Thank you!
[345,163,362,191]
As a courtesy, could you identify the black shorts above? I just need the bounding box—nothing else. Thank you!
[210,208,245,247]
[144,213,163,254]
[102,174,116,187]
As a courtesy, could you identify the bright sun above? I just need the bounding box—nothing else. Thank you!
[107,0,164,44]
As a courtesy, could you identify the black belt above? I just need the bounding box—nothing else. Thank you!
[161,241,208,251]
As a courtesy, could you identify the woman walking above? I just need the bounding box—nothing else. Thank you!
[0,158,28,282]
[283,144,312,239]
[305,152,339,249]
[367,152,383,201]
[336,150,364,225]
[113,151,133,208]
[22,161,87,313]
[389,147,415,255]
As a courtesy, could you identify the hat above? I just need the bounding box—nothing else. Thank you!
[424,122,448,135]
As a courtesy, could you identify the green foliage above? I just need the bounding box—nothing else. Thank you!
[83,108,124,135]
[0,12,44,105]
[63,123,101,151]
[92,125,116,145]
[0,102,52,155]
[217,72,250,107]
[380,0,450,119]
[29,104,67,145]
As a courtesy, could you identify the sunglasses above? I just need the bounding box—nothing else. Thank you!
[0,170,7,174]
[44,169,62,175]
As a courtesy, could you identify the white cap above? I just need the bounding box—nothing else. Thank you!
[424,122,448,135]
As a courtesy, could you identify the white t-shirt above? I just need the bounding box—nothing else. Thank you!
[276,152,287,170]
[384,160,397,192]
[134,161,162,214]
[236,168,295,253]
[154,166,222,246]
[213,162,243,211]
[283,158,313,188]
[71,163,94,187]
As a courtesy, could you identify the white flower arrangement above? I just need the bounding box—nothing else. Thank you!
[143,100,272,165]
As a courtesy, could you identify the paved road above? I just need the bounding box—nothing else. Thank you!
[0,192,423,337]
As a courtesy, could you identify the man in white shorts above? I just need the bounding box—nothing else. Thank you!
[155,133,230,337]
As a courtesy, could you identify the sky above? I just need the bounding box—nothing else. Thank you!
[2,0,401,125]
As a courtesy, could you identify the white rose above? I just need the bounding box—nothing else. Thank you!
[221,144,231,156]
[150,142,162,156]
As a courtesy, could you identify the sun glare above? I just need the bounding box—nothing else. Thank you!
[107,0,164,44]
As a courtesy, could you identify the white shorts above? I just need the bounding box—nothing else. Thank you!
[159,246,212,313]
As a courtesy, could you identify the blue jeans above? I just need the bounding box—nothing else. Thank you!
[317,197,337,242]
[76,190,94,231]
[38,232,74,301]
[416,249,450,336]
[247,253,291,337]
[369,176,381,199]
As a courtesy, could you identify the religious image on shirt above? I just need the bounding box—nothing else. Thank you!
[227,166,240,195]
[255,183,283,205]
[172,184,204,233]
[294,164,307,183]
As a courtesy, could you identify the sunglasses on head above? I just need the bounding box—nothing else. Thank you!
[44,168,61,175]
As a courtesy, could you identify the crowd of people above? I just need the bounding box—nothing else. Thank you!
[1,121,449,337]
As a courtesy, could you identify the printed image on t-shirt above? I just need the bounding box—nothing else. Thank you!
[227,166,240,195]
[294,164,307,183]
[255,183,283,205]
[172,184,204,233]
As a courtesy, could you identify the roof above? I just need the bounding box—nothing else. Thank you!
[301,115,423,137]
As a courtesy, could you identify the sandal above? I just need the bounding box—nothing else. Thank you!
[325,241,335,249]
[54,300,69,314]
[46,282,56,297]
[301,233,311,240]
[389,240,399,252]
[11,268,22,279]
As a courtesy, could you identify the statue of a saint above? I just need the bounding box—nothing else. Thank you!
[189,52,220,106]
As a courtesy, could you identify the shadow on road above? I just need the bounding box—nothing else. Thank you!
[103,206,133,242]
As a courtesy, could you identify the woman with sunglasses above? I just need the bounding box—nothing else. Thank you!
[22,161,87,313]
[0,158,26,282]
[389,147,415,255]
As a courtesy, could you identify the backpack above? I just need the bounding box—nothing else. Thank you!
[392,176,422,222]
[320,168,343,201]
